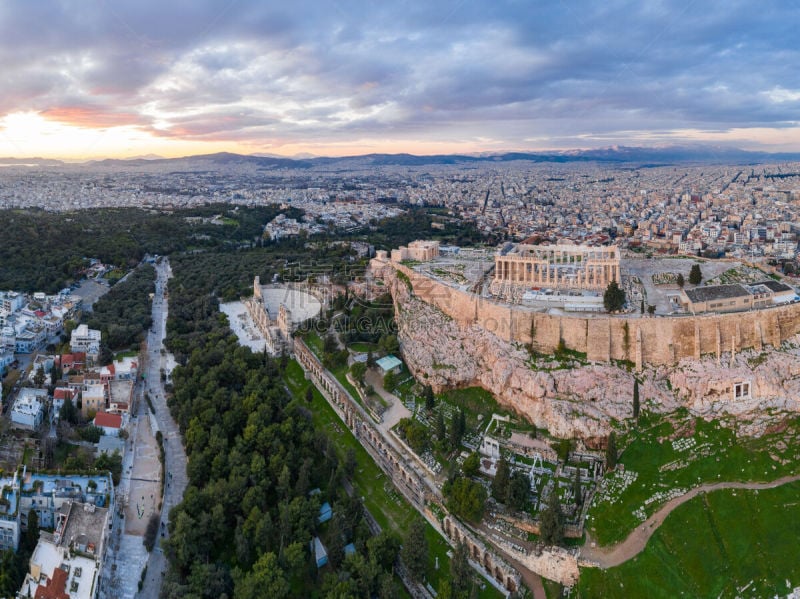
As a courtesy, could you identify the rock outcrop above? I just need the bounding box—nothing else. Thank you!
[378,262,800,439]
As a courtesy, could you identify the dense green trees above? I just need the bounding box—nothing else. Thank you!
[161,329,341,597]
[444,477,487,522]
[490,458,530,511]
[507,471,530,511]
[88,264,155,350]
[461,452,480,478]
[160,245,416,597]
[397,418,429,454]
[0,205,287,292]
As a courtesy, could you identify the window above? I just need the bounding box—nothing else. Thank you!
[734,382,751,400]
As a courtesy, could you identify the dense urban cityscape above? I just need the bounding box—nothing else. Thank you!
[3,0,800,598]
[2,157,800,268]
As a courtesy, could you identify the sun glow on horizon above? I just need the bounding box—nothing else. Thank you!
[0,112,238,160]
[2,110,800,161]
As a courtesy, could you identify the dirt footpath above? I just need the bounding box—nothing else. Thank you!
[581,473,800,568]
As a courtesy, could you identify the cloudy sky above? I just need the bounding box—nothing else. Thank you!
[1,0,799,159]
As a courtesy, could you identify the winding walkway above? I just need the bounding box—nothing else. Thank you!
[580,473,800,568]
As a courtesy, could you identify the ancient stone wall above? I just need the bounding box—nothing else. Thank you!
[386,261,800,367]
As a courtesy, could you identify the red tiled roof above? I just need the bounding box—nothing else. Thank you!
[94,412,122,429]
[57,352,86,368]
[53,388,77,400]
[35,567,69,599]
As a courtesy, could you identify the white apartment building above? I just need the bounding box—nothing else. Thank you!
[11,389,46,430]
[70,324,101,356]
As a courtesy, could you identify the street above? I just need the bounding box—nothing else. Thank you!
[137,258,189,599]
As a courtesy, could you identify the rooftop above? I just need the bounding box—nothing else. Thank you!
[684,284,751,303]
[93,412,122,429]
[758,279,794,293]
[376,355,402,372]
[22,528,100,599]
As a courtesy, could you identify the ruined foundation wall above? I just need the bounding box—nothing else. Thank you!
[388,261,800,367]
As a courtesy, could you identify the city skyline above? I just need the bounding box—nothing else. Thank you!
[1,0,799,159]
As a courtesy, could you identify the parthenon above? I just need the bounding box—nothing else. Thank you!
[493,244,620,290]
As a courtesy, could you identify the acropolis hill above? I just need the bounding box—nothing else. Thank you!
[371,241,800,439]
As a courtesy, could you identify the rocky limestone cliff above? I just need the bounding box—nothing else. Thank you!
[377,262,800,439]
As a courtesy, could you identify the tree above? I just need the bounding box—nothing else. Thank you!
[633,379,640,420]
[491,458,510,503]
[378,574,400,599]
[450,542,473,598]
[350,361,367,384]
[50,363,63,385]
[79,425,103,443]
[367,531,400,571]
[305,386,314,403]
[640,299,645,314]
[323,333,338,354]
[555,438,573,462]
[344,448,357,478]
[605,431,617,471]
[399,418,428,453]
[33,366,46,387]
[539,487,564,546]
[235,552,290,598]
[689,263,702,285]
[676,273,685,288]
[462,452,480,478]
[379,334,399,354]
[445,477,487,522]
[507,471,530,511]
[448,411,464,450]
[401,519,428,582]
[98,342,113,366]
[603,280,626,312]
[24,509,39,551]
[60,397,77,424]
[423,385,435,411]
[647,304,656,315]
[382,370,396,391]
[144,513,160,551]
[366,350,376,368]
[435,410,446,444]
[282,541,308,580]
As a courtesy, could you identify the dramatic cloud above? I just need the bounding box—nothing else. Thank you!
[1,0,799,157]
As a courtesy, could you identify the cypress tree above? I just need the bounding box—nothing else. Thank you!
[492,458,510,503]
[539,486,564,546]
[605,432,617,471]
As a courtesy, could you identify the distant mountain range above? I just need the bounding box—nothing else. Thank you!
[3,145,800,169]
